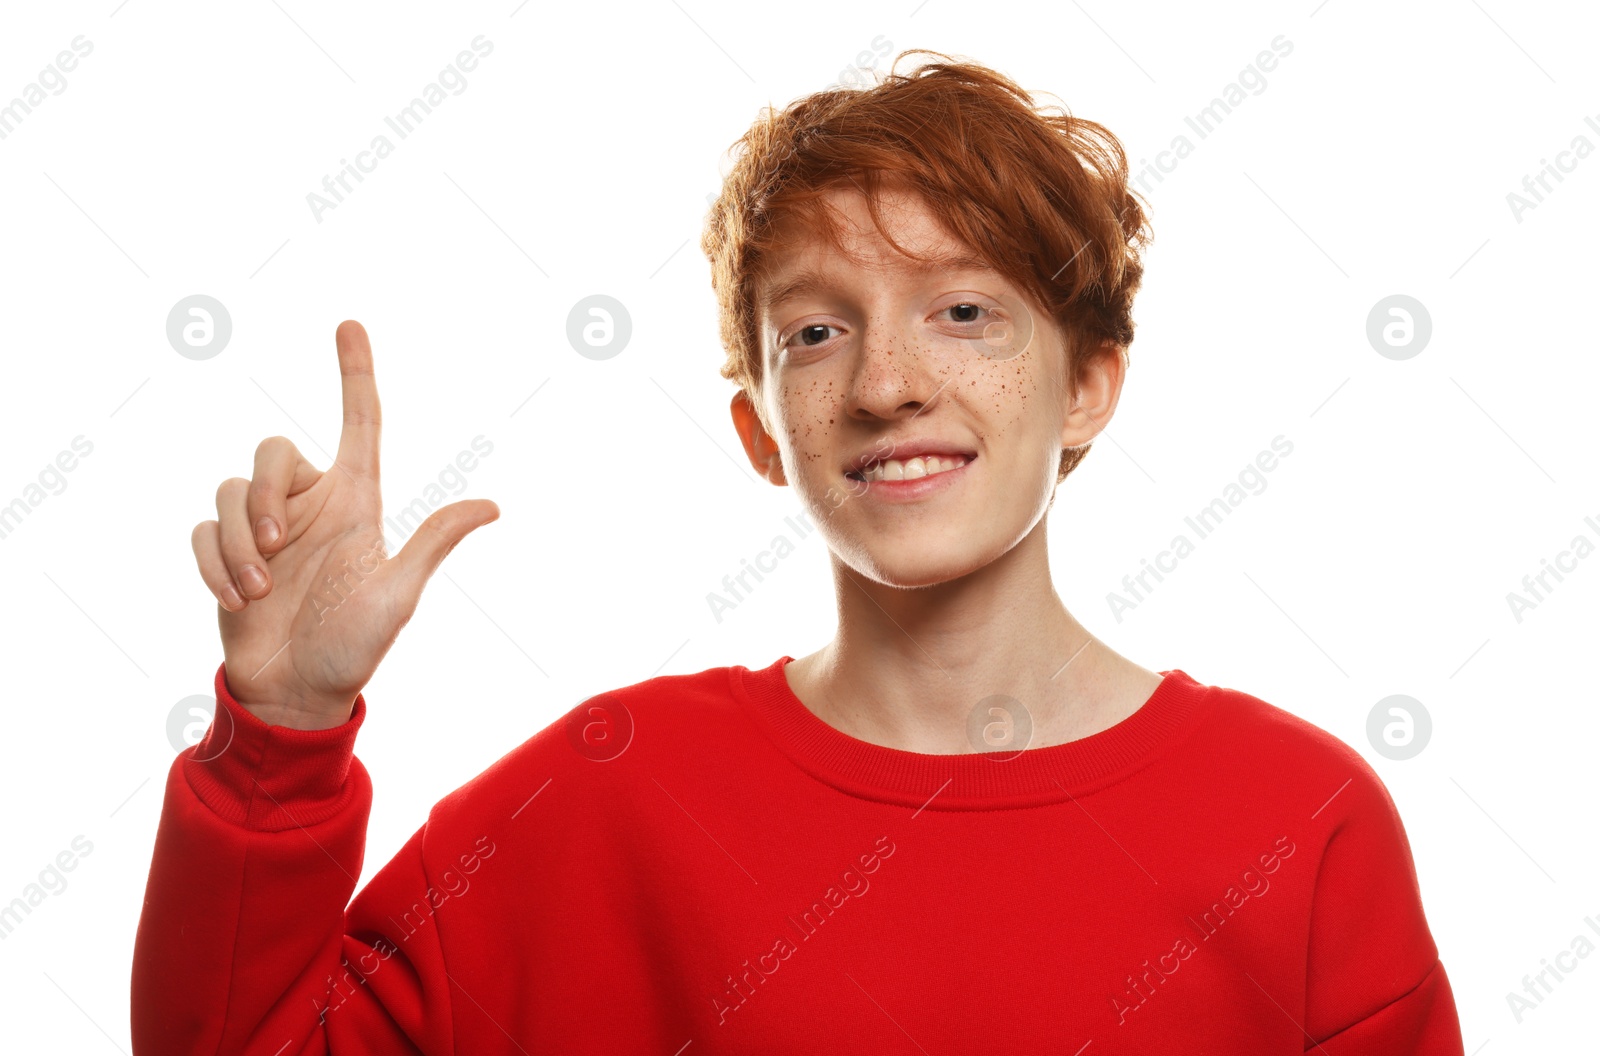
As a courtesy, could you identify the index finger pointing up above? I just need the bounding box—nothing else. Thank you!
[334,319,382,479]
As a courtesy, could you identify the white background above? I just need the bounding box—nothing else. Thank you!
[1,0,1595,1049]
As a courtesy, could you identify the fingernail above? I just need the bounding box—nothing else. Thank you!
[220,583,244,610]
[256,516,279,546]
[239,565,267,595]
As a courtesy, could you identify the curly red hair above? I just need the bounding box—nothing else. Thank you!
[700,49,1153,482]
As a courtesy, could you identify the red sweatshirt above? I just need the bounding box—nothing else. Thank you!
[132,656,1463,1054]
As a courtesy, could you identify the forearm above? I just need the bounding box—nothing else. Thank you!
[132,663,376,1053]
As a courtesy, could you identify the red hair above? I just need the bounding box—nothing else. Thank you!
[700,49,1153,482]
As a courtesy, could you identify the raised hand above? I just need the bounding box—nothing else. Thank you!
[189,320,499,729]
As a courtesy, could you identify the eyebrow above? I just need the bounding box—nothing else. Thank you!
[758,250,997,313]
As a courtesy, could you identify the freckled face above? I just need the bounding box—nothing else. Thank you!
[754,184,1075,588]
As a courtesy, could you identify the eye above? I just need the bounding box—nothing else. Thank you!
[941,302,993,327]
[784,323,842,350]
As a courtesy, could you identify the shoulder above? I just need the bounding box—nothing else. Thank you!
[421,660,752,831]
[1177,671,1401,827]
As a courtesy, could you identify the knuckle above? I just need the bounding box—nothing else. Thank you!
[189,536,224,578]
[198,558,227,587]
[216,477,248,504]
[219,531,258,562]
[216,517,259,562]
[255,435,292,458]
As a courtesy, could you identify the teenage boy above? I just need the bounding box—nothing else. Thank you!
[133,52,1464,1053]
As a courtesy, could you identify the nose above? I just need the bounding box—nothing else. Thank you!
[844,319,949,422]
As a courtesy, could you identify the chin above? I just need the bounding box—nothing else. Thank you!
[834,536,999,589]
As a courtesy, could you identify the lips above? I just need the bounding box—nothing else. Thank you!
[845,438,979,478]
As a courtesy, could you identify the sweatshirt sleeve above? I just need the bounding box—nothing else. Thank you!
[130,662,456,1055]
[1301,757,1464,1054]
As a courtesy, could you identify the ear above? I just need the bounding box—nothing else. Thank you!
[730,389,788,485]
[1060,339,1128,451]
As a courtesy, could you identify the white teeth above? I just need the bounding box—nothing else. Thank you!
[859,455,968,482]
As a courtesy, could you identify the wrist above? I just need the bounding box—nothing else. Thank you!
[221,666,357,730]
[238,698,356,730]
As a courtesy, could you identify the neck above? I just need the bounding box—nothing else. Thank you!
[790,518,1150,753]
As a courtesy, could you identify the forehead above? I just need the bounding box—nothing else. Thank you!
[756,184,997,313]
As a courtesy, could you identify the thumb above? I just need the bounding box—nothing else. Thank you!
[389,499,500,592]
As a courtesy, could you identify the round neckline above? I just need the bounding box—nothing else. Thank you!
[730,656,1211,811]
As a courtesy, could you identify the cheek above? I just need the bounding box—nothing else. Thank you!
[965,353,1048,446]
[776,377,841,466]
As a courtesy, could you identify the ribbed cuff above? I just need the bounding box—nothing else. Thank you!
[181,660,368,832]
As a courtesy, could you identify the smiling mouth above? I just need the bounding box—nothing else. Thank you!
[846,454,975,483]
